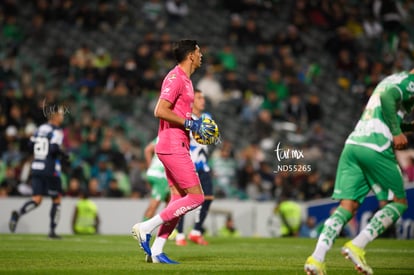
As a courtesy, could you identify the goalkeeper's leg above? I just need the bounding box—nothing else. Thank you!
[132,153,204,259]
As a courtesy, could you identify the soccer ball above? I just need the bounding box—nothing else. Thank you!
[192,117,220,145]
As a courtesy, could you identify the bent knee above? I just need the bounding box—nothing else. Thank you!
[339,200,359,216]
[393,197,407,205]
[188,193,204,206]
[32,196,43,205]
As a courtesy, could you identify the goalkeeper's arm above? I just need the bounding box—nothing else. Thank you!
[153,98,211,136]
[154,98,187,127]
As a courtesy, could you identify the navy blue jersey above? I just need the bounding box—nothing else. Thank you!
[30,123,64,177]
[190,113,210,173]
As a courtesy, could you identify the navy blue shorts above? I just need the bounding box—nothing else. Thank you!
[198,170,213,196]
[31,175,62,198]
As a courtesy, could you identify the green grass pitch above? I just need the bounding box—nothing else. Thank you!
[0,234,413,274]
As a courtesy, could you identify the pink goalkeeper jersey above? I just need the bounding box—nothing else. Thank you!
[156,65,194,154]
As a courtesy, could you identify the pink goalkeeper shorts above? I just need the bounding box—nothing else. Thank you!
[157,152,200,189]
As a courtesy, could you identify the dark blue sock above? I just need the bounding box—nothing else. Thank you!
[194,200,212,232]
[50,203,61,233]
[176,216,185,234]
[20,200,38,215]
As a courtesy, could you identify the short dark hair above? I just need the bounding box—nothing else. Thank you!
[173,39,197,63]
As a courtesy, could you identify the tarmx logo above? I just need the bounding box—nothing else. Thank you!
[274,141,304,161]
[273,142,311,174]
[42,99,70,118]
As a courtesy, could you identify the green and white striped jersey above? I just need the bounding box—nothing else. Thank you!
[346,71,414,152]
[146,137,166,178]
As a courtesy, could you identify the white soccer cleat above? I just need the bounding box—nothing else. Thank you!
[132,223,152,256]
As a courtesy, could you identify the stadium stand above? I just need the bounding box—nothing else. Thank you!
[1,0,413,201]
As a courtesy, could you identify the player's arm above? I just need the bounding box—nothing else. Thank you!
[144,140,156,168]
[154,98,186,126]
[50,130,70,164]
[154,98,202,132]
[380,87,402,135]
[46,130,65,155]
[380,87,407,149]
[28,133,36,151]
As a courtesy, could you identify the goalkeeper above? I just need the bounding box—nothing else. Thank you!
[305,69,413,275]
[132,40,218,264]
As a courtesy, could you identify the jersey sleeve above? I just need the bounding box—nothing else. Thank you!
[160,73,183,104]
[49,129,64,154]
[380,87,402,136]
[51,129,64,144]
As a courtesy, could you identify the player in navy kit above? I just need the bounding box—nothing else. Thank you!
[9,106,67,238]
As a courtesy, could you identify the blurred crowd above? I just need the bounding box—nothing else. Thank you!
[1,0,414,202]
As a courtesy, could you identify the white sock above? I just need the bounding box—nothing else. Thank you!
[351,231,371,249]
[151,237,167,256]
[141,214,164,233]
[311,214,345,262]
[176,233,186,241]
[190,229,201,236]
[352,205,397,248]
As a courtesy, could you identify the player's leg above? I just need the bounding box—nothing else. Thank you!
[143,199,162,221]
[305,145,367,275]
[48,176,63,239]
[342,152,407,275]
[9,176,44,233]
[150,189,182,263]
[132,175,172,255]
[132,153,204,260]
[189,170,213,245]
[376,195,397,238]
[305,200,355,275]
[48,196,62,239]
[142,176,168,220]
[175,215,187,246]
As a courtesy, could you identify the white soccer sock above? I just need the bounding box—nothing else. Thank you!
[312,240,330,263]
[351,231,371,249]
[140,214,164,233]
[311,213,346,262]
[352,205,398,248]
[151,237,167,256]
[190,229,201,236]
[176,233,186,241]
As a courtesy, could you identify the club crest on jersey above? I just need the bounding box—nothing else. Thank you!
[168,74,177,81]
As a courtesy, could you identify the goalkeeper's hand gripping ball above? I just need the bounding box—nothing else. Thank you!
[192,117,220,145]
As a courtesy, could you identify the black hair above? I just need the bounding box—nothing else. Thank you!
[173,39,197,63]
